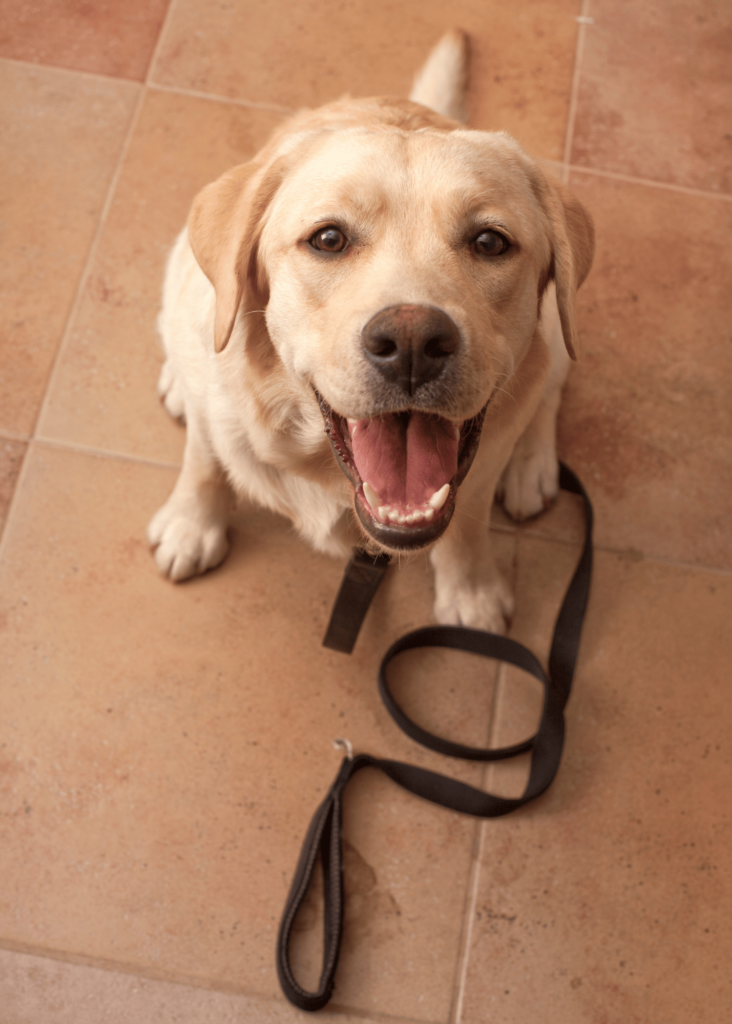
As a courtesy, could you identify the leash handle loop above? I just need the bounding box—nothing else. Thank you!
[277,464,593,1011]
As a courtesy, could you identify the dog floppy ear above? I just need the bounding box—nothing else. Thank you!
[533,174,595,360]
[188,161,282,354]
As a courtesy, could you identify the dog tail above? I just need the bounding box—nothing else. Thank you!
[409,29,469,123]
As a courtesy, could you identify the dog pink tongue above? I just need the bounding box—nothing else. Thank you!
[350,413,459,506]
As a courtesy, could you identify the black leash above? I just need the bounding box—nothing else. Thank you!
[276,464,593,1012]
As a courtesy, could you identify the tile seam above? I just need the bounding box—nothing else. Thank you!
[31,436,182,471]
[148,80,294,115]
[451,816,488,1024]
[145,0,181,88]
[30,84,148,441]
[0,53,141,87]
[562,0,592,177]
[567,162,732,202]
[0,940,438,1024]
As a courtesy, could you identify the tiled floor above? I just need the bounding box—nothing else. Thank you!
[1,1,730,1021]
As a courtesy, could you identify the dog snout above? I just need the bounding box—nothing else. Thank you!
[361,304,461,395]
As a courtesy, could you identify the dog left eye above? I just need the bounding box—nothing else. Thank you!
[309,227,348,253]
[473,230,510,256]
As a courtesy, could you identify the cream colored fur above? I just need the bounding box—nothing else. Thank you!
[147,30,594,632]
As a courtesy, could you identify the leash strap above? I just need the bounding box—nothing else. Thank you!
[276,464,593,1011]
[322,549,391,653]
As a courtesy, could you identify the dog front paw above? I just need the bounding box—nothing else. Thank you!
[147,496,229,582]
[498,447,559,522]
[433,573,514,634]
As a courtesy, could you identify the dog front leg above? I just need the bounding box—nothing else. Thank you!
[429,492,514,633]
[147,415,232,582]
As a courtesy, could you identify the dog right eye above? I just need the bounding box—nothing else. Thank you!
[309,227,348,253]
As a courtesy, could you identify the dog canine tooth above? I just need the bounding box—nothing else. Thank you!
[428,483,450,511]
[363,482,380,510]
[424,508,434,522]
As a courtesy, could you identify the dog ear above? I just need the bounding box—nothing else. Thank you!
[188,161,282,354]
[533,174,595,360]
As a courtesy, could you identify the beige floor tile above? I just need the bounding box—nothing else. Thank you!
[0,443,516,1018]
[154,0,581,161]
[0,62,139,437]
[549,173,732,570]
[0,0,171,81]
[0,946,389,1024]
[571,1,732,194]
[459,537,732,1022]
[0,439,27,538]
[37,89,287,463]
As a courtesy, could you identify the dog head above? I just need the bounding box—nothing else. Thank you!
[188,100,594,551]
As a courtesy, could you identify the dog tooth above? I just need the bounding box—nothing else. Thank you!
[388,510,400,522]
[378,505,391,520]
[363,482,380,511]
[428,483,450,511]
[347,418,358,435]
[412,510,425,523]
[424,508,434,522]
[398,514,407,524]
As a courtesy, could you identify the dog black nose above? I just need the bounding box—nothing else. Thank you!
[361,305,460,394]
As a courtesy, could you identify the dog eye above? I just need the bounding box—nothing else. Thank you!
[473,230,510,257]
[310,227,348,253]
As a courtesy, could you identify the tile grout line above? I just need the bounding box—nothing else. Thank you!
[0,941,435,1024]
[566,161,732,201]
[32,436,182,471]
[562,0,592,180]
[32,0,181,444]
[149,80,294,115]
[451,812,488,1024]
[31,86,148,442]
[450,552,516,1024]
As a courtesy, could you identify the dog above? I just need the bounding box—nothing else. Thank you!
[147,30,594,633]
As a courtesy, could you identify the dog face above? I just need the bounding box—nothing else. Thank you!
[189,107,593,552]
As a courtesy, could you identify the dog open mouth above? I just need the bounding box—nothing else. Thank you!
[316,392,488,550]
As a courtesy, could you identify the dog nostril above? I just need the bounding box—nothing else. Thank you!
[367,334,398,358]
[424,333,459,360]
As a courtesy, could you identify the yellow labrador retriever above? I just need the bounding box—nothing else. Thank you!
[148,30,594,632]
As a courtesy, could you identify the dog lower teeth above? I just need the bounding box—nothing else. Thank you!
[365,487,447,526]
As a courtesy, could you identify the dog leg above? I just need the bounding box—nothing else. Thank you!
[497,283,571,521]
[429,505,514,633]
[147,415,231,582]
[157,357,187,423]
